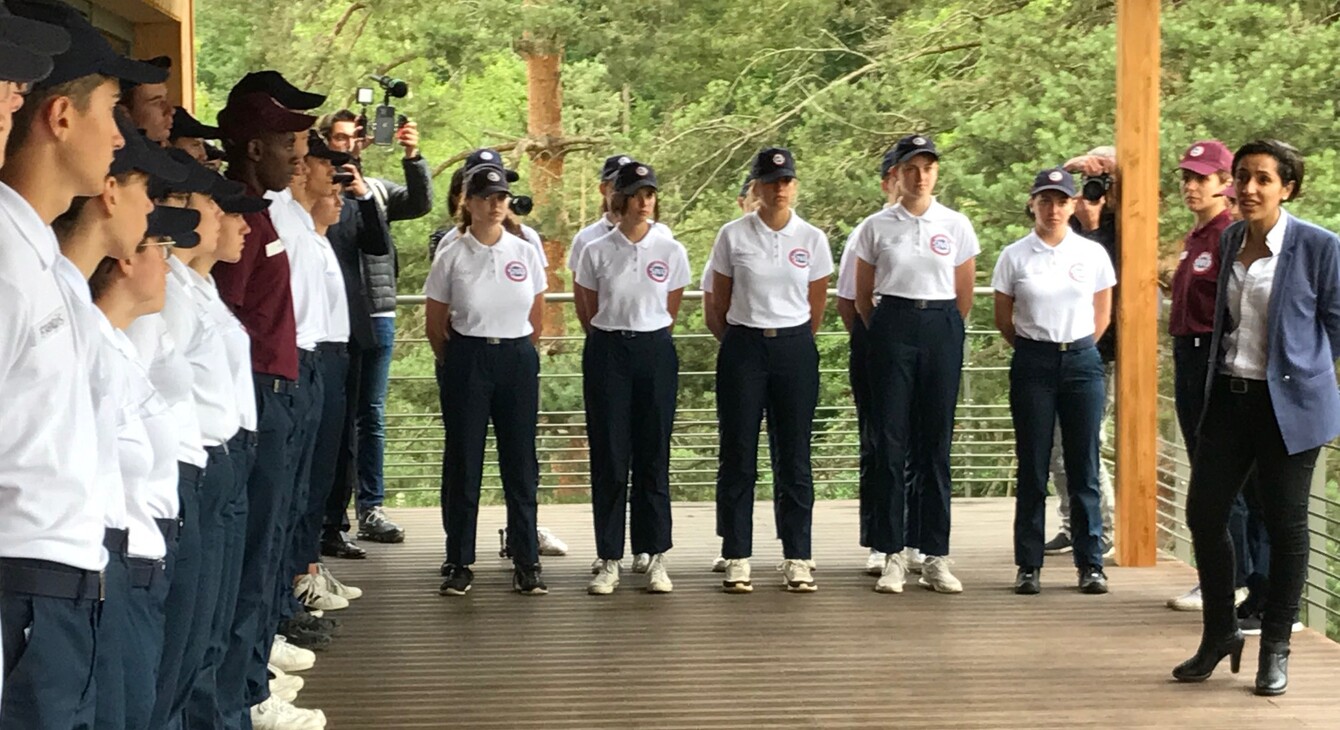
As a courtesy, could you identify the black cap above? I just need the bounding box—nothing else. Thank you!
[601,154,633,181]
[170,106,219,141]
[738,174,753,199]
[883,135,938,176]
[613,161,657,196]
[217,194,271,215]
[149,147,245,199]
[750,147,796,183]
[146,205,201,248]
[8,0,167,89]
[306,129,352,166]
[110,110,187,182]
[464,166,510,198]
[120,55,170,95]
[227,70,326,111]
[0,40,53,84]
[464,148,519,182]
[0,3,70,57]
[1030,167,1077,197]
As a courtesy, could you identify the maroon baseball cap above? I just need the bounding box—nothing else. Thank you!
[1217,184,1237,201]
[1179,140,1233,176]
[217,92,315,143]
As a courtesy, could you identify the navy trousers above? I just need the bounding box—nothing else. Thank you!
[295,346,350,572]
[206,431,254,729]
[274,352,324,630]
[219,379,297,716]
[0,559,101,730]
[584,328,678,560]
[848,320,875,548]
[1011,338,1107,570]
[152,462,205,728]
[93,543,129,730]
[438,334,541,568]
[865,298,963,557]
[181,443,237,728]
[715,324,819,561]
[123,552,171,730]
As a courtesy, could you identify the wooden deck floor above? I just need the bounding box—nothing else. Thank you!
[296,500,1340,729]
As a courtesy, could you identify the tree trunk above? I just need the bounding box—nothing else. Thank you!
[521,42,566,339]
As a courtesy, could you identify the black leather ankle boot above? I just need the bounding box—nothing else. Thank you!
[1255,640,1290,696]
[1172,632,1245,682]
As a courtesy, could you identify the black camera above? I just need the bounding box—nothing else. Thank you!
[333,171,355,186]
[1082,173,1112,202]
[358,75,411,147]
[509,195,534,217]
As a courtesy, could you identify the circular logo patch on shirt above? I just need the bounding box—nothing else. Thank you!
[1192,251,1214,274]
[504,261,528,282]
[772,153,786,165]
[646,261,670,282]
[1048,171,1064,182]
[1068,263,1089,283]
[788,248,810,268]
[1189,145,1205,158]
[929,234,952,256]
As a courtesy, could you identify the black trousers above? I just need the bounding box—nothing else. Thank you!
[437,334,541,567]
[716,324,818,560]
[295,345,349,570]
[584,328,678,560]
[324,340,365,540]
[1188,376,1316,645]
[865,298,964,557]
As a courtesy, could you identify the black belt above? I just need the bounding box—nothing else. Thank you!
[1172,334,1211,348]
[1015,335,1096,353]
[878,296,956,311]
[103,527,129,555]
[205,443,229,459]
[730,323,811,339]
[1217,374,1266,395]
[593,327,670,340]
[178,462,203,483]
[126,557,166,589]
[228,429,258,451]
[255,374,298,395]
[298,348,320,367]
[315,341,347,353]
[450,330,529,346]
[0,558,103,601]
[155,517,181,544]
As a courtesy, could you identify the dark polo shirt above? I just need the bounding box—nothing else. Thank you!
[1170,208,1232,337]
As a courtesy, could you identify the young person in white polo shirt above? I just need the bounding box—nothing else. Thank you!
[855,135,979,595]
[575,162,690,595]
[709,147,833,593]
[992,168,1116,596]
[427,167,549,597]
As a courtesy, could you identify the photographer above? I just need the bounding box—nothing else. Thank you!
[319,107,433,550]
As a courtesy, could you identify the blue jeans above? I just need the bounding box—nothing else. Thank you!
[357,317,395,512]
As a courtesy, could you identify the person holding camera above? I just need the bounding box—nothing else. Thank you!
[1041,146,1119,558]
[319,106,434,553]
[430,149,548,266]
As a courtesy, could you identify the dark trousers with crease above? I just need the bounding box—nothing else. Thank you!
[849,320,876,548]
[274,352,323,631]
[93,546,129,730]
[584,328,678,560]
[124,550,171,730]
[716,324,818,561]
[152,462,205,728]
[437,334,541,567]
[1173,334,1267,588]
[865,298,963,557]
[294,345,349,572]
[1189,376,1316,646]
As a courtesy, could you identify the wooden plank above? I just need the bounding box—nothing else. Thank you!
[1114,0,1160,567]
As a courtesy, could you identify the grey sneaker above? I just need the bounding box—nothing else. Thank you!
[722,559,752,593]
[357,506,405,544]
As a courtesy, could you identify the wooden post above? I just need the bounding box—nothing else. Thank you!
[1114,0,1160,567]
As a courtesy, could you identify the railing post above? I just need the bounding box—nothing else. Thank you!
[1305,446,1328,632]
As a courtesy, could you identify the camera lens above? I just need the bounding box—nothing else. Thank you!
[1082,175,1108,203]
[509,196,534,216]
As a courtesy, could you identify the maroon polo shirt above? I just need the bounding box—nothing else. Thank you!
[212,182,299,380]
[1169,208,1233,337]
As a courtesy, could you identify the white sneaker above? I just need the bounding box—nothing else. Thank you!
[250,695,326,730]
[317,563,362,601]
[587,559,620,595]
[865,549,885,577]
[268,664,305,695]
[1167,585,1203,611]
[918,556,964,594]
[632,553,651,574]
[1235,587,1250,607]
[779,559,817,593]
[294,574,349,612]
[711,556,727,572]
[591,557,623,574]
[269,635,315,673]
[538,527,569,556]
[722,558,752,593]
[875,552,907,594]
[269,672,302,703]
[903,547,925,574]
[646,554,673,593]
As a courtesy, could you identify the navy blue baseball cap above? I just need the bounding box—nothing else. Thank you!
[1030,167,1077,197]
[306,129,352,166]
[0,40,53,84]
[227,70,326,111]
[216,193,271,215]
[883,135,938,175]
[601,154,633,181]
[751,147,796,183]
[464,166,510,198]
[464,148,519,182]
[170,106,219,141]
[110,110,187,182]
[0,3,69,57]
[150,147,245,199]
[614,161,657,196]
[8,0,166,89]
[146,204,201,248]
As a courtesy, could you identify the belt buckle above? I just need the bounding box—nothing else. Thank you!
[1058,341,1071,352]
[272,379,283,393]
[914,300,928,310]
[486,337,501,345]
[763,328,778,338]
[1230,378,1249,394]
[99,570,106,602]
[620,330,635,339]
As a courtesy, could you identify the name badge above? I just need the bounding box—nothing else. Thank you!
[266,240,285,258]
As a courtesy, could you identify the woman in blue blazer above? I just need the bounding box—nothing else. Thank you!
[1173,140,1340,696]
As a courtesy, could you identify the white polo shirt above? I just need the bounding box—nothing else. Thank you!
[437,222,550,269]
[991,228,1117,343]
[167,258,240,447]
[835,225,862,301]
[105,325,173,560]
[268,189,328,351]
[574,226,691,332]
[314,230,350,344]
[125,313,208,468]
[0,182,106,571]
[206,275,258,432]
[424,229,548,339]
[709,210,833,329]
[853,200,980,300]
[568,214,673,273]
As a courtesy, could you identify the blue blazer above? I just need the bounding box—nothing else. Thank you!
[1203,212,1340,454]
